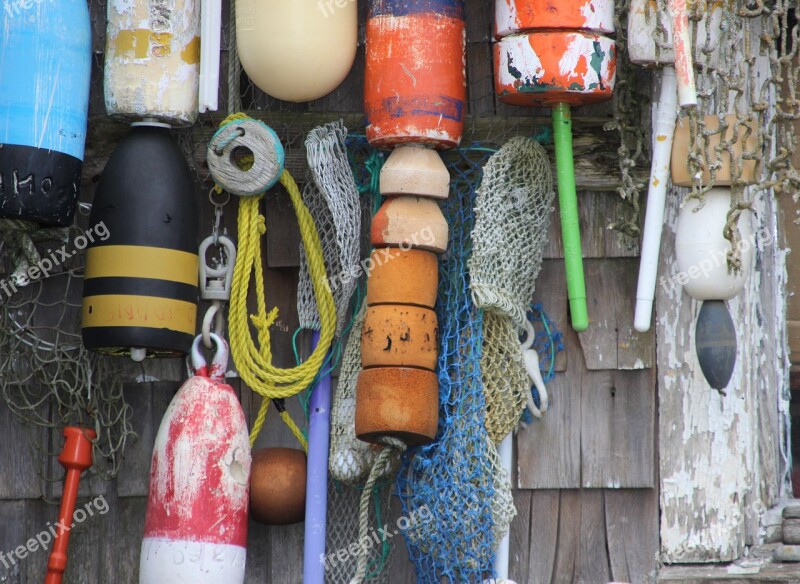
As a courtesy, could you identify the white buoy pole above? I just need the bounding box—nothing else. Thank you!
[496,432,513,581]
[667,0,696,107]
[634,66,678,332]
[199,0,222,113]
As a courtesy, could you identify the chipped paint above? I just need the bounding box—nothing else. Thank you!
[657,179,790,562]
[104,0,200,125]
[494,0,615,37]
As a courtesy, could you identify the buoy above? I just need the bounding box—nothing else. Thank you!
[0,0,91,226]
[82,123,199,358]
[361,305,439,370]
[493,6,617,331]
[250,448,307,525]
[45,427,96,584]
[366,248,439,308]
[675,188,753,301]
[236,0,357,103]
[380,146,451,199]
[695,300,737,390]
[104,0,201,125]
[494,0,614,38]
[140,334,250,584]
[364,0,466,149]
[370,196,450,253]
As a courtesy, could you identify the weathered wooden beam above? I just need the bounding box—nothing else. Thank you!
[83,113,647,193]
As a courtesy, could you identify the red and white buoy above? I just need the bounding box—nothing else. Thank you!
[140,334,251,584]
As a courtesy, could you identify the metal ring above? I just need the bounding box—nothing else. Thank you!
[202,304,221,349]
[209,187,230,208]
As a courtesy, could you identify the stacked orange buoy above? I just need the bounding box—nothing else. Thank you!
[355,0,466,447]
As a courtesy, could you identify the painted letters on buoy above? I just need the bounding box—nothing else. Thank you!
[0,0,91,226]
[140,335,251,584]
[82,123,199,359]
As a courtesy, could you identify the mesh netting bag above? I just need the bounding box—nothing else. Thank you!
[468,137,555,443]
[396,148,513,583]
[298,121,361,334]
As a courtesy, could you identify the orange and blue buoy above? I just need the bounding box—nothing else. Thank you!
[365,0,466,149]
[0,0,91,226]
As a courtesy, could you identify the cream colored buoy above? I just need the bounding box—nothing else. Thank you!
[235,0,357,103]
[370,196,449,253]
[104,0,201,125]
[380,146,451,199]
[674,187,753,301]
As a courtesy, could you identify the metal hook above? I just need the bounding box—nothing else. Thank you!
[520,320,549,417]
[199,235,236,302]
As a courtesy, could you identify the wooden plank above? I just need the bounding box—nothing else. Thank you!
[516,318,582,489]
[581,368,656,488]
[0,500,28,583]
[388,495,418,584]
[615,259,656,370]
[578,259,619,370]
[0,401,45,499]
[606,489,660,584]
[244,520,272,581]
[576,490,611,584]
[86,114,649,194]
[266,185,302,268]
[552,490,581,584]
[578,259,655,371]
[100,495,147,582]
[508,490,531,583]
[658,563,800,583]
[116,382,178,498]
[526,490,560,584]
[531,260,568,373]
[606,195,642,258]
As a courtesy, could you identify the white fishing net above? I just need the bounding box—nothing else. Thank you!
[298,121,362,335]
[468,137,555,443]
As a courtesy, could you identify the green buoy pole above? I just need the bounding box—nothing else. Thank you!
[552,102,588,332]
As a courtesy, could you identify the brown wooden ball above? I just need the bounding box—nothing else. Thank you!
[249,447,307,525]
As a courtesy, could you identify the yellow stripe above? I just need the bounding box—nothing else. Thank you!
[85,246,198,286]
[82,295,196,335]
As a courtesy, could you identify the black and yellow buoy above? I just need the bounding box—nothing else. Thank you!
[82,122,198,359]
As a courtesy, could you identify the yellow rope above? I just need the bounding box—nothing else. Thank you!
[229,169,336,449]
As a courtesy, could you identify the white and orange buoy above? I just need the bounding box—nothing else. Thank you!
[140,334,251,584]
[493,0,617,332]
[236,0,357,102]
[104,0,201,125]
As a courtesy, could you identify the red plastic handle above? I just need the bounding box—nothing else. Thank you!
[44,427,96,584]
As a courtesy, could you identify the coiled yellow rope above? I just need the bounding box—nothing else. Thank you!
[229,170,336,449]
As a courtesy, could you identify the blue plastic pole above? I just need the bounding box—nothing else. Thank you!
[303,330,332,583]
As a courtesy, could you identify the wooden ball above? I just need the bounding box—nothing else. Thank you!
[249,448,306,525]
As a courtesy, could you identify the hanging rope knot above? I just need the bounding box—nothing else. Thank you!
[250,306,279,333]
[255,213,266,235]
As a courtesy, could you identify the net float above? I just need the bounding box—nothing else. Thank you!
[250,448,307,525]
[365,0,466,149]
[236,0,357,103]
[104,0,201,126]
[494,23,617,331]
[366,248,439,309]
[370,196,449,254]
[361,304,439,370]
[0,0,91,226]
[82,123,198,359]
[674,188,753,391]
[355,367,440,446]
[140,334,251,584]
[380,146,451,200]
[494,0,614,38]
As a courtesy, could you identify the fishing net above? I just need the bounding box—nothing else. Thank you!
[298,121,362,335]
[396,147,511,583]
[0,222,134,483]
[468,137,555,443]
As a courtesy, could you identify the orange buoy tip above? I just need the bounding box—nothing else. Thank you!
[58,427,96,469]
